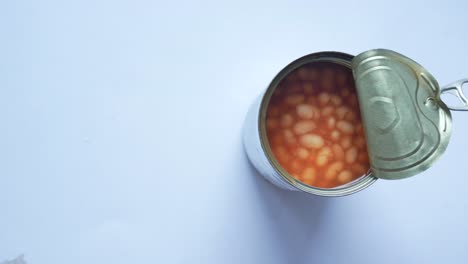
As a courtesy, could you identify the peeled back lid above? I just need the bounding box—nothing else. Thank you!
[352,49,452,180]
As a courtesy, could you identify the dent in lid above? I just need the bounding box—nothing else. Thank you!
[351,49,452,180]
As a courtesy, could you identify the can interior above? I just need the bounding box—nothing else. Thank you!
[259,52,377,196]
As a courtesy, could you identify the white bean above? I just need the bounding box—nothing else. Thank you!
[311,106,320,120]
[296,147,309,160]
[290,159,304,173]
[318,93,331,105]
[300,134,324,149]
[301,167,317,183]
[327,117,336,129]
[332,144,345,160]
[336,106,350,119]
[331,130,340,141]
[340,136,352,149]
[337,170,353,183]
[296,104,315,119]
[330,95,342,106]
[274,146,289,163]
[325,161,344,180]
[345,111,357,121]
[316,146,332,166]
[345,147,358,164]
[280,114,294,128]
[293,120,316,135]
[283,129,297,145]
[337,120,354,134]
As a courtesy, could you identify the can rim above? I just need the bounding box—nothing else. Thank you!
[258,51,378,197]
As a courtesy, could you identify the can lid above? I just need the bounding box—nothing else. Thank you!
[351,49,452,180]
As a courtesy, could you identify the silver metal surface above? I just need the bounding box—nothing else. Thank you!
[440,79,468,111]
[352,49,452,180]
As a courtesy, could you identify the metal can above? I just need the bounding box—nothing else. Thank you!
[243,49,467,197]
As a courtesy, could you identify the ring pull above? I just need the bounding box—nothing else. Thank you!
[440,79,468,111]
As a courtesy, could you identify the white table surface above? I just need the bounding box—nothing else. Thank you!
[1,1,468,263]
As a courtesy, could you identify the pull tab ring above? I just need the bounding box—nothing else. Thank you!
[440,79,468,111]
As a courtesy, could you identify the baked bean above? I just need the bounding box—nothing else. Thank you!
[337,170,353,183]
[301,167,317,184]
[345,147,358,164]
[273,146,289,164]
[290,159,305,174]
[265,62,370,189]
[331,130,340,141]
[296,147,309,160]
[300,134,324,149]
[335,106,349,119]
[330,95,342,106]
[340,136,352,149]
[293,120,316,135]
[296,104,316,119]
[318,92,331,105]
[283,129,297,145]
[327,117,336,129]
[302,101,320,120]
[316,146,332,167]
[325,161,344,180]
[280,114,294,128]
[337,120,354,134]
[332,144,345,160]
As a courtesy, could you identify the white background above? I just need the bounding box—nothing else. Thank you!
[1,0,468,263]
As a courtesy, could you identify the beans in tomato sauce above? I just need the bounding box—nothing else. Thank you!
[266,62,370,188]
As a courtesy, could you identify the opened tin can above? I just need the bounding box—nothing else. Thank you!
[243,49,467,197]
